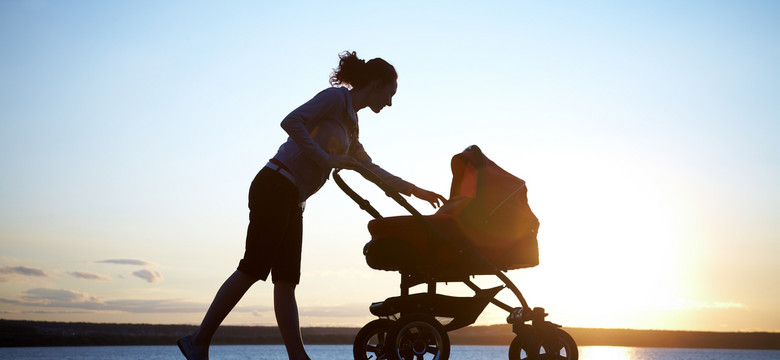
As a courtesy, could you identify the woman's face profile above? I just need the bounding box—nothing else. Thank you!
[368,80,397,113]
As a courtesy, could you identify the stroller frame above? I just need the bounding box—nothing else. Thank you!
[335,153,577,360]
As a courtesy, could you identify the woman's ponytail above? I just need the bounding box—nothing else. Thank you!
[330,51,397,89]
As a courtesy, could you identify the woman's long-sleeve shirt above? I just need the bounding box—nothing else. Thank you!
[271,87,413,201]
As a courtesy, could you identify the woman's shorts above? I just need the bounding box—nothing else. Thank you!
[237,166,303,284]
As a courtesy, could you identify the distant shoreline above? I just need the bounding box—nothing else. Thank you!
[1,319,778,349]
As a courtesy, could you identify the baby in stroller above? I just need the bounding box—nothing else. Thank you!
[334,145,577,360]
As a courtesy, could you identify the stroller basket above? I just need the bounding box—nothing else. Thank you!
[363,145,540,275]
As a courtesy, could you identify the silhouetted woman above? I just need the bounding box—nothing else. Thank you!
[177,51,446,360]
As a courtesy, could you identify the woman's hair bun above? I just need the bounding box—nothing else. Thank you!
[330,51,366,87]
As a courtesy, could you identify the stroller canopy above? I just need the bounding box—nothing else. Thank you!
[436,145,539,268]
[366,145,539,273]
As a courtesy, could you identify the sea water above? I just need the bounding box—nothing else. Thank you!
[0,345,779,359]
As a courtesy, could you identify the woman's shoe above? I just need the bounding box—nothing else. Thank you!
[177,334,208,360]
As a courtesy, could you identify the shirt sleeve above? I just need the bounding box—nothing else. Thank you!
[350,139,414,196]
[280,89,342,167]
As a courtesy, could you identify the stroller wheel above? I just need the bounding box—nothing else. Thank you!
[508,328,578,360]
[386,314,450,360]
[354,319,394,360]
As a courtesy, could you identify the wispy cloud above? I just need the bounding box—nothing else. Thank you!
[299,303,368,318]
[103,299,206,313]
[68,271,111,282]
[0,265,50,282]
[235,305,274,314]
[96,259,156,266]
[23,288,96,302]
[0,288,207,313]
[132,269,163,283]
[1,310,93,315]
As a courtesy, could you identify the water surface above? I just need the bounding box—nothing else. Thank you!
[1,345,779,359]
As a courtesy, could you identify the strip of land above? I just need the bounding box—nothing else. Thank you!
[1,320,778,349]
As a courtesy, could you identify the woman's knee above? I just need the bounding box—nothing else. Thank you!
[274,280,297,294]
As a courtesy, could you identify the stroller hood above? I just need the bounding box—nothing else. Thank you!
[435,145,540,268]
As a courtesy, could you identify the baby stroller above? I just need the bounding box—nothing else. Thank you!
[334,145,577,360]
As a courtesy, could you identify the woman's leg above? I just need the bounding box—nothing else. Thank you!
[274,281,309,360]
[191,270,258,352]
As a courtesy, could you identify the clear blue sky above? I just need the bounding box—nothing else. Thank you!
[1,1,778,331]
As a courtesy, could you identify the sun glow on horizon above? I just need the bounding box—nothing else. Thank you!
[579,346,635,360]
[496,144,698,330]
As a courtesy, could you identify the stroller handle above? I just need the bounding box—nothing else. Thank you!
[332,165,424,220]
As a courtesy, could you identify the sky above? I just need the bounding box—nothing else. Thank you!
[1,1,778,332]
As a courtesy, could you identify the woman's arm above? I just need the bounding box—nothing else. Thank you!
[351,140,446,208]
[280,89,354,168]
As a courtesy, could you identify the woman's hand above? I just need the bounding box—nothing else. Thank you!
[411,185,447,209]
[327,154,359,169]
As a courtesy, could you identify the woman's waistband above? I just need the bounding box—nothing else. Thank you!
[265,158,296,186]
